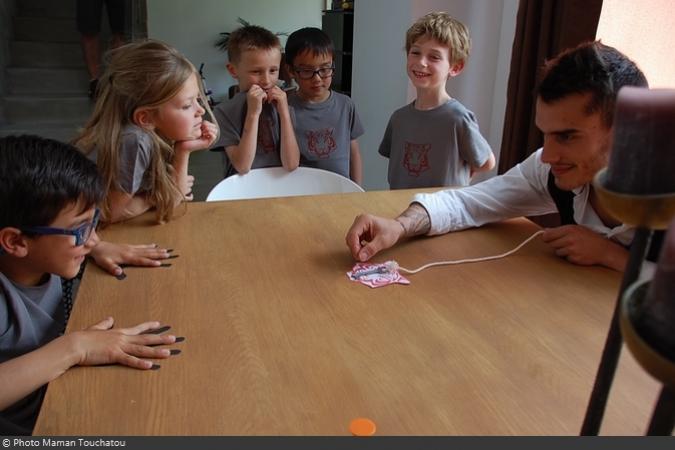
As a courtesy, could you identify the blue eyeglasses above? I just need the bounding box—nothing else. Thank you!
[19,208,100,246]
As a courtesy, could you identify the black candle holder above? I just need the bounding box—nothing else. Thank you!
[621,280,675,435]
[581,171,675,435]
[595,169,675,230]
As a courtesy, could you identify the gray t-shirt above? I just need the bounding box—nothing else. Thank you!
[379,99,492,189]
[0,273,64,435]
[87,124,153,194]
[288,91,364,179]
[212,92,282,177]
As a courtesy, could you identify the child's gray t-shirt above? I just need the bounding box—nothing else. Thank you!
[288,91,364,179]
[0,272,64,435]
[212,91,282,177]
[379,99,492,189]
[87,124,154,194]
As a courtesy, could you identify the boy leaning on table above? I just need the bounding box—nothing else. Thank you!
[0,135,182,435]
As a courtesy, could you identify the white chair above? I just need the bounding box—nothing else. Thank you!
[205,167,364,202]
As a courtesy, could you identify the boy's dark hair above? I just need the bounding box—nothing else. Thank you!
[285,27,334,67]
[226,25,281,64]
[0,135,103,229]
[536,41,648,128]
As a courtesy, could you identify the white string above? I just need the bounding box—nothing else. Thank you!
[395,230,545,275]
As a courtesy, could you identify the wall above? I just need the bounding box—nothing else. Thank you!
[147,0,323,103]
[352,0,517,190]
[351,0,412,190]
[597,0,675,88]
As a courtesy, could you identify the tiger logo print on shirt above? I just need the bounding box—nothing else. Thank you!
[403,142,430,177]
[305,128,336,159]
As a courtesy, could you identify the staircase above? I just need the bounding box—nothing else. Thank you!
[0,0,92,142]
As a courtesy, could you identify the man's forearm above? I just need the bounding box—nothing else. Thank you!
[395,202,431,237]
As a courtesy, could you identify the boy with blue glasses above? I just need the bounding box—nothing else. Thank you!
[9,208,101,249]
[0,135,182,435]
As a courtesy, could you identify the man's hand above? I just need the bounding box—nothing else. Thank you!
[346,203,432,262]
[345,214,405,262]
[541,225,628,271]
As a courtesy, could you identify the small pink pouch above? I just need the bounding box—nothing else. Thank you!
[347,261,410,288]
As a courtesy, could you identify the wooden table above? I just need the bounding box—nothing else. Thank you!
[34,190,660,435]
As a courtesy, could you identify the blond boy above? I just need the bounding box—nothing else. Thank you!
[379,12,495,189]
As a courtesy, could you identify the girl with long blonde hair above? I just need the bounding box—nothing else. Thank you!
[73,39,218,223]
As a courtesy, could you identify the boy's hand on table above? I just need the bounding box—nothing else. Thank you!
[68,318,182,370]
[90,241,175,278]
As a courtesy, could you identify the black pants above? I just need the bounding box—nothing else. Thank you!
[76,0,125,35]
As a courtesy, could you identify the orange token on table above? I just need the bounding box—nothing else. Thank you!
[349,417,376,436]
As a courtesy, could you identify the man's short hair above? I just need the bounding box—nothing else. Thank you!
[536,41,648,128]
[227,25,281,64]
[405,12,471,66]
[285,27,334,67]
[0,135,103,229]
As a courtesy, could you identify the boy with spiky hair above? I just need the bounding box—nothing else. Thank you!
[212,23,300,176]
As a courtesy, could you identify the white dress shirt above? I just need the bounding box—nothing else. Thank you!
[412,148,634,247]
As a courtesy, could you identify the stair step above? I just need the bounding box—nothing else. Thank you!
[11,41,84,68]
[3,95,92,124]
[7,67,90,95]
[18,0,76,19]
[13,17,80,43]
[0,123,84,143]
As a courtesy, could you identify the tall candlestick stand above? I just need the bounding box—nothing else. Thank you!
[582,172,675,435]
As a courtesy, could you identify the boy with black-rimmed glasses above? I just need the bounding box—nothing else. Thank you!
[285,27,364,184]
